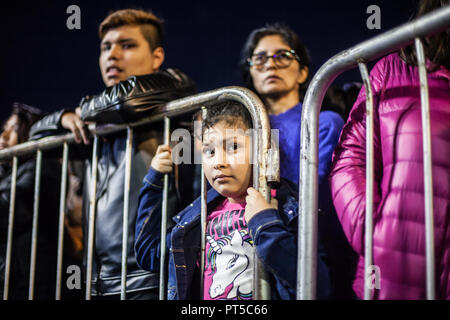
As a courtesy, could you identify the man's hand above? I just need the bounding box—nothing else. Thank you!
[151,145,173,174]
[61,109,90,145]
[245,187,278,223]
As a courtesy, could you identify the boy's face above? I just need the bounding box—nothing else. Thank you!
[99,25,164,87]
[202,120,252,203]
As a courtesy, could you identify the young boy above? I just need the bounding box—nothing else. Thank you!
[135,100,331,300]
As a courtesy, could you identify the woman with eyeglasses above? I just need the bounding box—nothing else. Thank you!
[240,24,357,299]
[240,23,344,187]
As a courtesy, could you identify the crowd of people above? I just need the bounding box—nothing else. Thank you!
[0,0,449,300]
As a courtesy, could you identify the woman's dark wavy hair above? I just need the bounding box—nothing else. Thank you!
[400,0,450,70]
[240,23,311,102]
[10,103,46,143]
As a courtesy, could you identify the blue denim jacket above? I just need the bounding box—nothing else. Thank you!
[135,168,332,300]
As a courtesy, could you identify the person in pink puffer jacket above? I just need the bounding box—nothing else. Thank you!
[329,0,450,300]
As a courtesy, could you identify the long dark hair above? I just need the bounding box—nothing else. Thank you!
[399,0,450,70]
[11,102,46,143]
[240,23,311,102]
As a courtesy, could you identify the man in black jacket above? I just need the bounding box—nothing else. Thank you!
[30,9,196,300]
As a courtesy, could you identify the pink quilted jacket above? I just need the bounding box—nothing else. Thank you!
[329,53,450,299]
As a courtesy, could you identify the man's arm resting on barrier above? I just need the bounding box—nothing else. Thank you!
[29,108,90,145]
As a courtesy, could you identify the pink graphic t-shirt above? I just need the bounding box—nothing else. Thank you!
[202,198,254,300]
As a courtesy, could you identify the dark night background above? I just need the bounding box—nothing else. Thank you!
[0,0,415,122]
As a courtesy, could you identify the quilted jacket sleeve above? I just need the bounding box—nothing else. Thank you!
[328,57,387,256]
[79,68,197,124]
[28,109,71,140]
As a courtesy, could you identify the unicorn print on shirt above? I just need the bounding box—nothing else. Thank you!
[206,230,254,300]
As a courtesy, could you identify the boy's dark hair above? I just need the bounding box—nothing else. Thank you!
[240,23,311,102]
[199,100,253,136]
[99,9,164,50]
[399,0,450,70]
[11,102,46,143]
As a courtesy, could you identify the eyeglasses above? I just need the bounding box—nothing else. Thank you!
[247,49,300,69]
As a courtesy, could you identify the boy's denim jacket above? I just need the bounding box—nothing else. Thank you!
[135,168,332,300]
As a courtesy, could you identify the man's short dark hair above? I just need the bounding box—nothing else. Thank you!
[99,9,164,50]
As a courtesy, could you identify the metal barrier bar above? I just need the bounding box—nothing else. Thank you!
[55,142,69,300]
[3,156,18,300]
[85,135,99,300]
[199,107,207,299]
[414,38,436,300]
[159,117,170,300]
[0,86,274,300]
[253,125,273,299]
[120,127,134,300]
[297,5,450,300]
[199,157,208,299]
[161,87,273,299]
[358,62,375,300]
[28,149,43,300]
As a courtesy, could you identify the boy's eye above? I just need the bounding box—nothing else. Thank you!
[227,142,240,152]
[122,43,136,49]
[202,147,215,157]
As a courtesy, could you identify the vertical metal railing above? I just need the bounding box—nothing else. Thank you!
[0,6,448,300]
[28,149,42,300]
[55,142,69,300]
[159,117,170,300]
[198,107,208,300]
[3,156,18,300]
[357,62,375,300]
[85,135,99,300]
[0,86,274,300]
[297,5,450,300]
[415,38,436,301]
[120,127,134,300]
[154,87,274,300]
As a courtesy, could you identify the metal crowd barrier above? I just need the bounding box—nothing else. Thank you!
[3,6,449,301]
[297,5,450,300]
[0,86,277,300]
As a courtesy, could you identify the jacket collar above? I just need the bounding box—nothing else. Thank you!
[172,187,224,225]
[172,178,300,226]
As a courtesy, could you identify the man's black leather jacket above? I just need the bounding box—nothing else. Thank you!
[29,69,197,296]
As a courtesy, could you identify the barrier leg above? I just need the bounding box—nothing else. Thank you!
[28,150,43,300]
[358,61,375,300]
[159,117,170,300]
[55,142,69,300]
[415,38,436,300]
[3,156,18,300]
[85,135,99,300]
[121,127,134,300]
